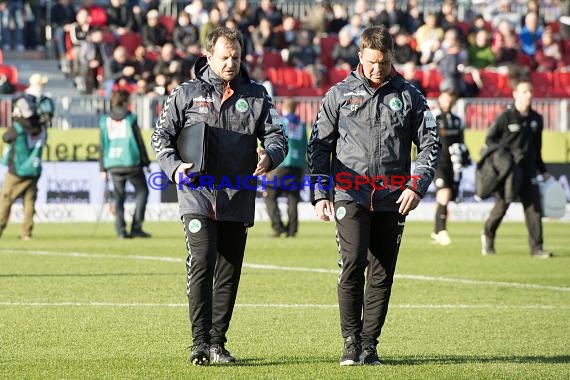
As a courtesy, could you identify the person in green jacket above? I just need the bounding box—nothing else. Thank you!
[264,98,307,237]
[99,89,151,239]
[0,74,52,240]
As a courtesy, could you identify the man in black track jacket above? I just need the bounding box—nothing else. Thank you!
[151,27,287,366]
[480,79,552,258]
[307,26,440,366]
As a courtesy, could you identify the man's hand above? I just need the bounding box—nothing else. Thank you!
[314,199,334,222]
[175,162,194,184]
[253,146,272,176]
[396,188,421,215]
[100,171,107,181]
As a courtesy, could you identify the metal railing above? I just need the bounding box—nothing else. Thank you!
[0,95,568,132]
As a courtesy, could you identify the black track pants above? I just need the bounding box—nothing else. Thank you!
[334,201,406,347]
[182,215,248,345]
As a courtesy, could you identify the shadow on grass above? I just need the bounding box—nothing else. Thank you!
[384,354,570,366]
[191,354,570,367]
[0,272,178,278]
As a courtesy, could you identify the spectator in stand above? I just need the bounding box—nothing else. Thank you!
[332,28,360,71]
[106,45,137,95]
[251,17,278,55]
[173,11,199,53]
[214,0,230,25]
[405,0,423,34]
[303,0,333,37]
[492,19,519,67]
[393,30,419,66]
[50,0,76,73]
[434,27,469,97]
[142,9,168,51]
[437,0,459,32]
[106,0,135,38]
[288,29,323,86]
[69,8,91,78]
[468,29,495,69]
[520,0,545,29]
[328,3,348,35]
[180,42,202,80]
[77,27,112,94]
[339,14,366,47]
[132,0,159,32]
[415,12,444,65]
[253,0,282,28]
[232,0,254,34]
[1,0,26,52]
[132,45,154,83]
[276,15,297,51]
[467,14,489,45]
[374,0,407,35]
[535,27,564,72]
[400,60,425,95]
[353,0,374,27]
[153,43,182,85]
[199,6,222,49]
[183,0,208,30]
[484,0,520,29]
[519,12,543,56]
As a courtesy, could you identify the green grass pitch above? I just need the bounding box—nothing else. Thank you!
[0,220,569,379]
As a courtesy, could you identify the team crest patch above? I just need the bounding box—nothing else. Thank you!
[389,97,403,111]
[336,206,347,220]
[235,99,249,113]
[188,219,202,233]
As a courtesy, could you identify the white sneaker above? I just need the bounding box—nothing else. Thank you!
[437,230,451,246]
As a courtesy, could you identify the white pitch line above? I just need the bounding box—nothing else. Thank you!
[2,249,570,292]
[0,301,568,310]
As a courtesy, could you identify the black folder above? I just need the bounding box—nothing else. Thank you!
[177,122,208,173]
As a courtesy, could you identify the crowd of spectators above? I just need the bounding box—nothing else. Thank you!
[1,0,568,98]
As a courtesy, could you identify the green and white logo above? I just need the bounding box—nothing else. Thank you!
[389,97,403,111]
[188,219,202,233]
[235,99,249,113]
[336,206,347,220]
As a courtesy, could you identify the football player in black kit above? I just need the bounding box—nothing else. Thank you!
[431,90,470,246]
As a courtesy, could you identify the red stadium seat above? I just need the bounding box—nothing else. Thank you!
[261,50,285,68]
[159,15,176,35]
[328,68,350,85]
[319,34,339,69]
[119,32,143,57]
[0,64,18,84]
[530,72,553,97]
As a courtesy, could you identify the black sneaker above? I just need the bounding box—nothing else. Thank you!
[130,230,151,238]
[340,336,361,366]
[480,232,495,256]
[210,344,236,364]
[531,250,553,259]
[189,342,210,366]
[360,345,382,365]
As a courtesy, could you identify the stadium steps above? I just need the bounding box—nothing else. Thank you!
[3,52,79,97]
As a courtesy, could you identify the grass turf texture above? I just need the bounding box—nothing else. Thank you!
[0,221,569,379]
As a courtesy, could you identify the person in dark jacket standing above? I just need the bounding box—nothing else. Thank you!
[0,74,53,240]
[100,89,151,239]
[150,27,287,366]
[431,90,470,246]
[481,79,552,258]
[307,26,440,366]
[264,97,307,238]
